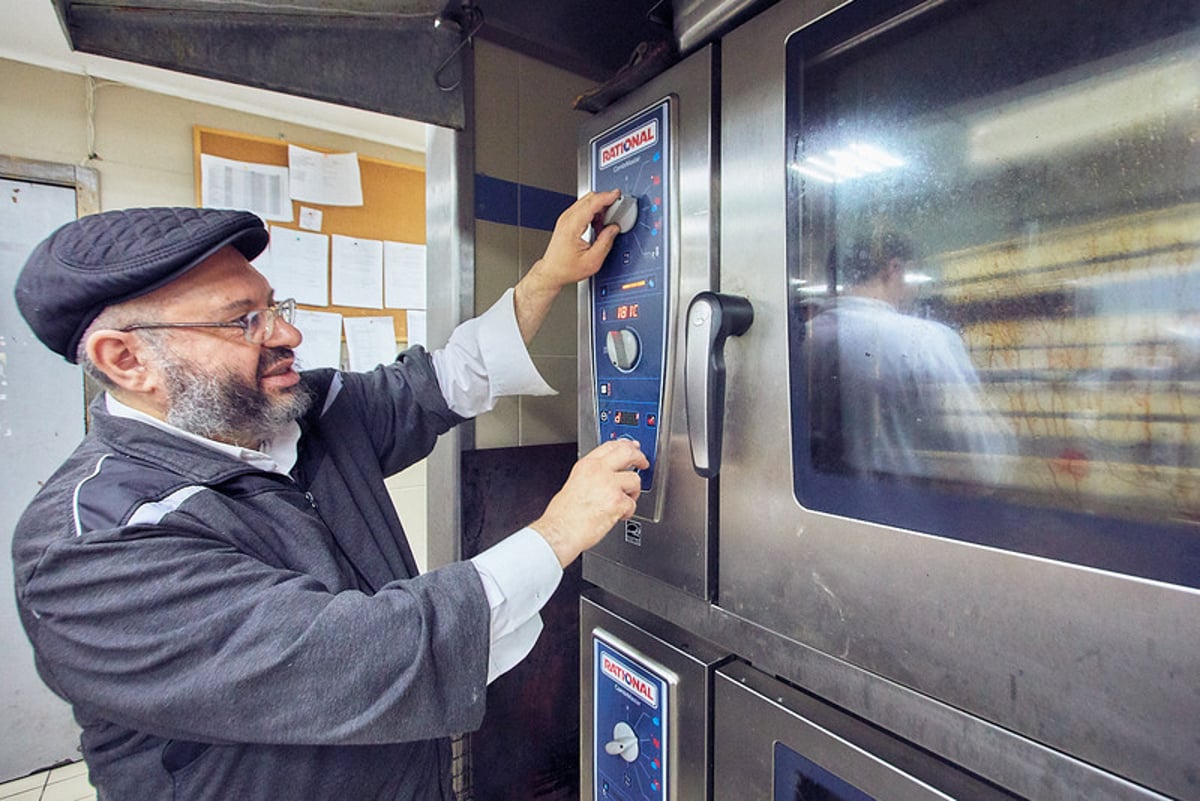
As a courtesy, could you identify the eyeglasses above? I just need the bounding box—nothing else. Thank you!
[120,298,297,345]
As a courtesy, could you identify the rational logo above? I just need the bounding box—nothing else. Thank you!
[601,650,659,708]
[600,120,659,169]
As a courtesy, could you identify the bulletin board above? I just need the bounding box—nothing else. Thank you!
[192,126,425,342]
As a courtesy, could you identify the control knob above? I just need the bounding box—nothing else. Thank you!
[604,721,639,763]
[606,328,641,372]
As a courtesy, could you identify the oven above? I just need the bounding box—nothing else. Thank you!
[578,1,1200,799]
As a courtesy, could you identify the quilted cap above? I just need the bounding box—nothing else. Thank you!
[15,207,269,362]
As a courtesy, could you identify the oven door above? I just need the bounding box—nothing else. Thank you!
[714,660,1020,801]
[716,0,1200,797]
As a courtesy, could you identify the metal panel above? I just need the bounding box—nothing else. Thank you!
[717,1,1200,798]
[577,46,718,599]
[425,61,474,567]
[672,0,775,55]
[713,662,1019,801]
[581,592,728,801]
[584,556,1173,801]
[59,3,466,128]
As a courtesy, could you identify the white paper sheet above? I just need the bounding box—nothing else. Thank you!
[405,309,427,348]
[200,154,292,222]
[384,241,427,309]
[287,144,364,207]
[343,316,398,372]
[266,227,329,306]
[298,206,323,231]
[292,309,344,371]
[331,234,384,309]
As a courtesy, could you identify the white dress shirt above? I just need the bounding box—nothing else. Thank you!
[108,287,564,684]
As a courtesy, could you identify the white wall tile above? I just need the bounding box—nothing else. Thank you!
[517,54,592,194]
[474,41,521,183]
[475,395,521,449]
[522,356,579,446]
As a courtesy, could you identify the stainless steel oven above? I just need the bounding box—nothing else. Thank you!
[579,1,1200,799]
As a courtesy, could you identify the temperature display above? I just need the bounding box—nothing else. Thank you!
[613,410,640,427]
[616,303,640,320]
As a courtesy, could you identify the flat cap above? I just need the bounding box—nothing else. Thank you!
[15,207,269,362]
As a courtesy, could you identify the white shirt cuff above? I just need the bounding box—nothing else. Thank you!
[431,288,556,418]
[471,526,563,683]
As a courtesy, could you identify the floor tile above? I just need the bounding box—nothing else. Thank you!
[46,762,88,783]
[41,771,94,801]
[0,773,46,798]
[0,789,42,801]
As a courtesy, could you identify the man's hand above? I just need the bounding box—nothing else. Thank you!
[530,438,650,568]
[513,189,623,343]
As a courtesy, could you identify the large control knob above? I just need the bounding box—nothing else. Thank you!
[604,721,639,762]
[606,328,641,372]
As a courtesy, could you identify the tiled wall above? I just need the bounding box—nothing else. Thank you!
[472,41,594,449]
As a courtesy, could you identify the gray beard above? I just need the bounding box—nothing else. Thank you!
[156,345,314,447]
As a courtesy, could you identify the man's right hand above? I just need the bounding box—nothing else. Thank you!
[530,439,650,568]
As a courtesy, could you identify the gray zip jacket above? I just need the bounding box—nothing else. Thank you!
[12,349,487,800]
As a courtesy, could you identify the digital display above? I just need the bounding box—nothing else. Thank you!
[616,303,640,320]
[613,410,640,427]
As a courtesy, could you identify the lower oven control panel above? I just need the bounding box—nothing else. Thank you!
[593,630,672,801]
[590,100,671,493]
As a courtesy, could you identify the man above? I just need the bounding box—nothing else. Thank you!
[807,230,1012,483]
[10,190,647,800]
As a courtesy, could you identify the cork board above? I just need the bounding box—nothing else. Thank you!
[193,126,424,340]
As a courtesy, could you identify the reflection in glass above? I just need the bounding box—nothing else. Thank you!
[787,0,1200,581]
[807,230,1015,483]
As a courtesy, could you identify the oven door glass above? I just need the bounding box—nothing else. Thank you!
[787,0,1200,586]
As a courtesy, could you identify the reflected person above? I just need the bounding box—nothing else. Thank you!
[807,231,1013,483]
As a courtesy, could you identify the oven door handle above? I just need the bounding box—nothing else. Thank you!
[685,292,754,477]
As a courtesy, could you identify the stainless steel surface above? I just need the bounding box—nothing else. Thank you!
[683,292,752,477]
[717,1,1200,798]
[684,296,718,474]
[715,661,1016,801]
[578,46,718,599]
[53,0,468,128]
[672,0,776,55]
[51,0,674,109]
[424,76,474,568]
[585,557,1173,801]
[581,593,728,801]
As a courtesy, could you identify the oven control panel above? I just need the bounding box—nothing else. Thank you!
[590,101,670,494]
[593,630,672,801]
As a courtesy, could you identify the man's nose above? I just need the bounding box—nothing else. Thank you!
[267,317,303,348]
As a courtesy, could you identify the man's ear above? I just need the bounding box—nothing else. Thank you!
[85,330,160,394]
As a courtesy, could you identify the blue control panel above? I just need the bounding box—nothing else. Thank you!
[590,101,671,492]
[593,632,670,801]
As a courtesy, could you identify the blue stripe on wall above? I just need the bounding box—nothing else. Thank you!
[475,174,574,232]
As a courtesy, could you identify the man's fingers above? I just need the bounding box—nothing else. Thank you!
[616,469,643,499]
[562,189,619,230]
[592,221,620,250]
[591,438,649,472]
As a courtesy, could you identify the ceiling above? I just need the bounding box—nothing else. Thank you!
[16,0,679,144]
